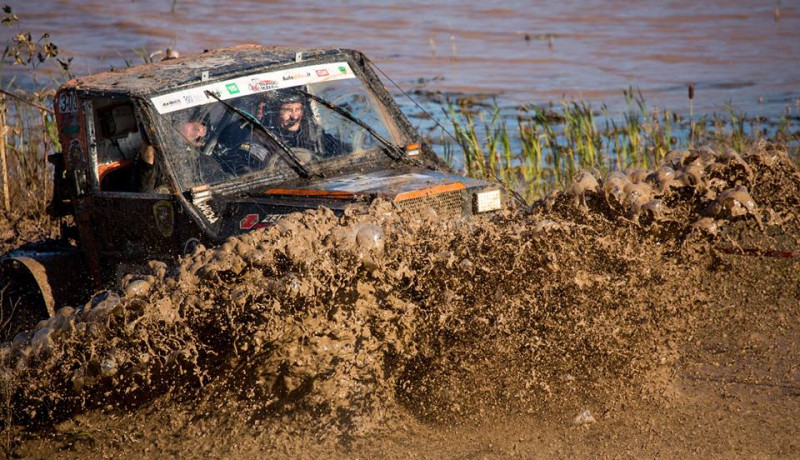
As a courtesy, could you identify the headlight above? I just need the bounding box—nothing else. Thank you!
[474,189,502,213]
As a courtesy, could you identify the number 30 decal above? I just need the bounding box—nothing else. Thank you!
[58,92,78,114]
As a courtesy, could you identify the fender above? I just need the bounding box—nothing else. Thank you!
[1,242,91,311]
[1,256,55,316]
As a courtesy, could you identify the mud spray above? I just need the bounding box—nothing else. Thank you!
[1,141,798,456]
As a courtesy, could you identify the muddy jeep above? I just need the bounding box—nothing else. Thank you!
[0,45,504,341]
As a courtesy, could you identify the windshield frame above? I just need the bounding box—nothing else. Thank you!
[144,54,411,194]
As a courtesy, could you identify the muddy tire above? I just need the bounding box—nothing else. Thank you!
[0,260,50,342]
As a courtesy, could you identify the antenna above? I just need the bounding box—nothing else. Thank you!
[366,58,457,142]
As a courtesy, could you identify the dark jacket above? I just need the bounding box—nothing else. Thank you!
[131,158,157,192]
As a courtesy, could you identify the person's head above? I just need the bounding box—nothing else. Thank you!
[267,89,305,132]
[179,120,207,147]
[278,101,303,132]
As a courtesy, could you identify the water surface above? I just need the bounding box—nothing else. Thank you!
[5,0,799,117]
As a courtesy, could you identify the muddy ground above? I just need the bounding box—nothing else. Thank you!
[1,141,798,458]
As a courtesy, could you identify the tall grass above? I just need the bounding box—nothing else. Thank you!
[0,6,69,222]
[0,92,60,219]
[443,88,800,202]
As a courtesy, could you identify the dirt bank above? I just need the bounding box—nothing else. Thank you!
[2,141,798,458]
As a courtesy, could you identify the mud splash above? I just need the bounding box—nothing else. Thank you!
[2,142,799,454]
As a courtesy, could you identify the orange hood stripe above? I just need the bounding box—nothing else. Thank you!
[394,182,465,201]
[264,188,357,199]
[265,182,466,201]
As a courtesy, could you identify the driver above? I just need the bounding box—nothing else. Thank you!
[177,120,207,148]
[132,119,208,192]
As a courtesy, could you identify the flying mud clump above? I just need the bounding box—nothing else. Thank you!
[1,141,798,436]
[561,140,798,236]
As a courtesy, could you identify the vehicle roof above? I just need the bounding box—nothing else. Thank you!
[60,45,358,97]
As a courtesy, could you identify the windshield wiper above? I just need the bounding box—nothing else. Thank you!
[295,89,407,163]
[204,90,313,179]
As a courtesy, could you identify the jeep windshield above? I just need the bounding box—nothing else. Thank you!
[150,61,405,190]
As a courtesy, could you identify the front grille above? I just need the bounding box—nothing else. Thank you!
[395,190,466,218]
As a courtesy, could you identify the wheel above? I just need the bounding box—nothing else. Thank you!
[0,261,50,342]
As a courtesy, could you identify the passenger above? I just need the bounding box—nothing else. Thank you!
[131,132,157,192]
[277,96,304,134]
[262,89,348,158]
[215,90,346,175]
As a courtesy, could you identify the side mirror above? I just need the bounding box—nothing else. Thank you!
[47,153,69,217]
[47,152,63,167]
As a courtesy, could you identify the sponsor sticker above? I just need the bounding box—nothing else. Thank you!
[68,138,83,161]
[239,213,283,230]
[239,214,259,230]
[160,98,183,110]
[152,200,175,237]
[152,62,355,114]
[205,89,222,100]
[195,201,219,223]
[60,124,80,135]
[248,79,278,92]
[282,71,311,81]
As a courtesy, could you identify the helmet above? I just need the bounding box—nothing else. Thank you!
[271,88,304,105]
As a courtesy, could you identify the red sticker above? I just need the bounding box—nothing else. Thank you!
[239,213,259,230]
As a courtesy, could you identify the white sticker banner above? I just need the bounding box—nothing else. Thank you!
[151,62,355,115]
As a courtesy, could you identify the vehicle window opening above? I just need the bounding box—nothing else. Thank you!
[93,100,153,192]
[157,75,404,190]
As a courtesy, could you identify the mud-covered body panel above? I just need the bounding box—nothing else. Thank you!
[208,168,498,239]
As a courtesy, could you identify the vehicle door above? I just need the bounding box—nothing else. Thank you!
[83,96,182,275]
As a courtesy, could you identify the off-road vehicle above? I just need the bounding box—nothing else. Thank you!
[0,45,504,340]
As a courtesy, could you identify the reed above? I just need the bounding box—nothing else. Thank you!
[1,93,51,217]
[443,89,800,202]
[0,6,68,221]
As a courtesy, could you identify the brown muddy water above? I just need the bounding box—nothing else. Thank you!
[2,141,799,457]
[6,0,800,117]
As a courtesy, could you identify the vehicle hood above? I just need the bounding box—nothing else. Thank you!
[208,168,497,238]
[257,169,489,200]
